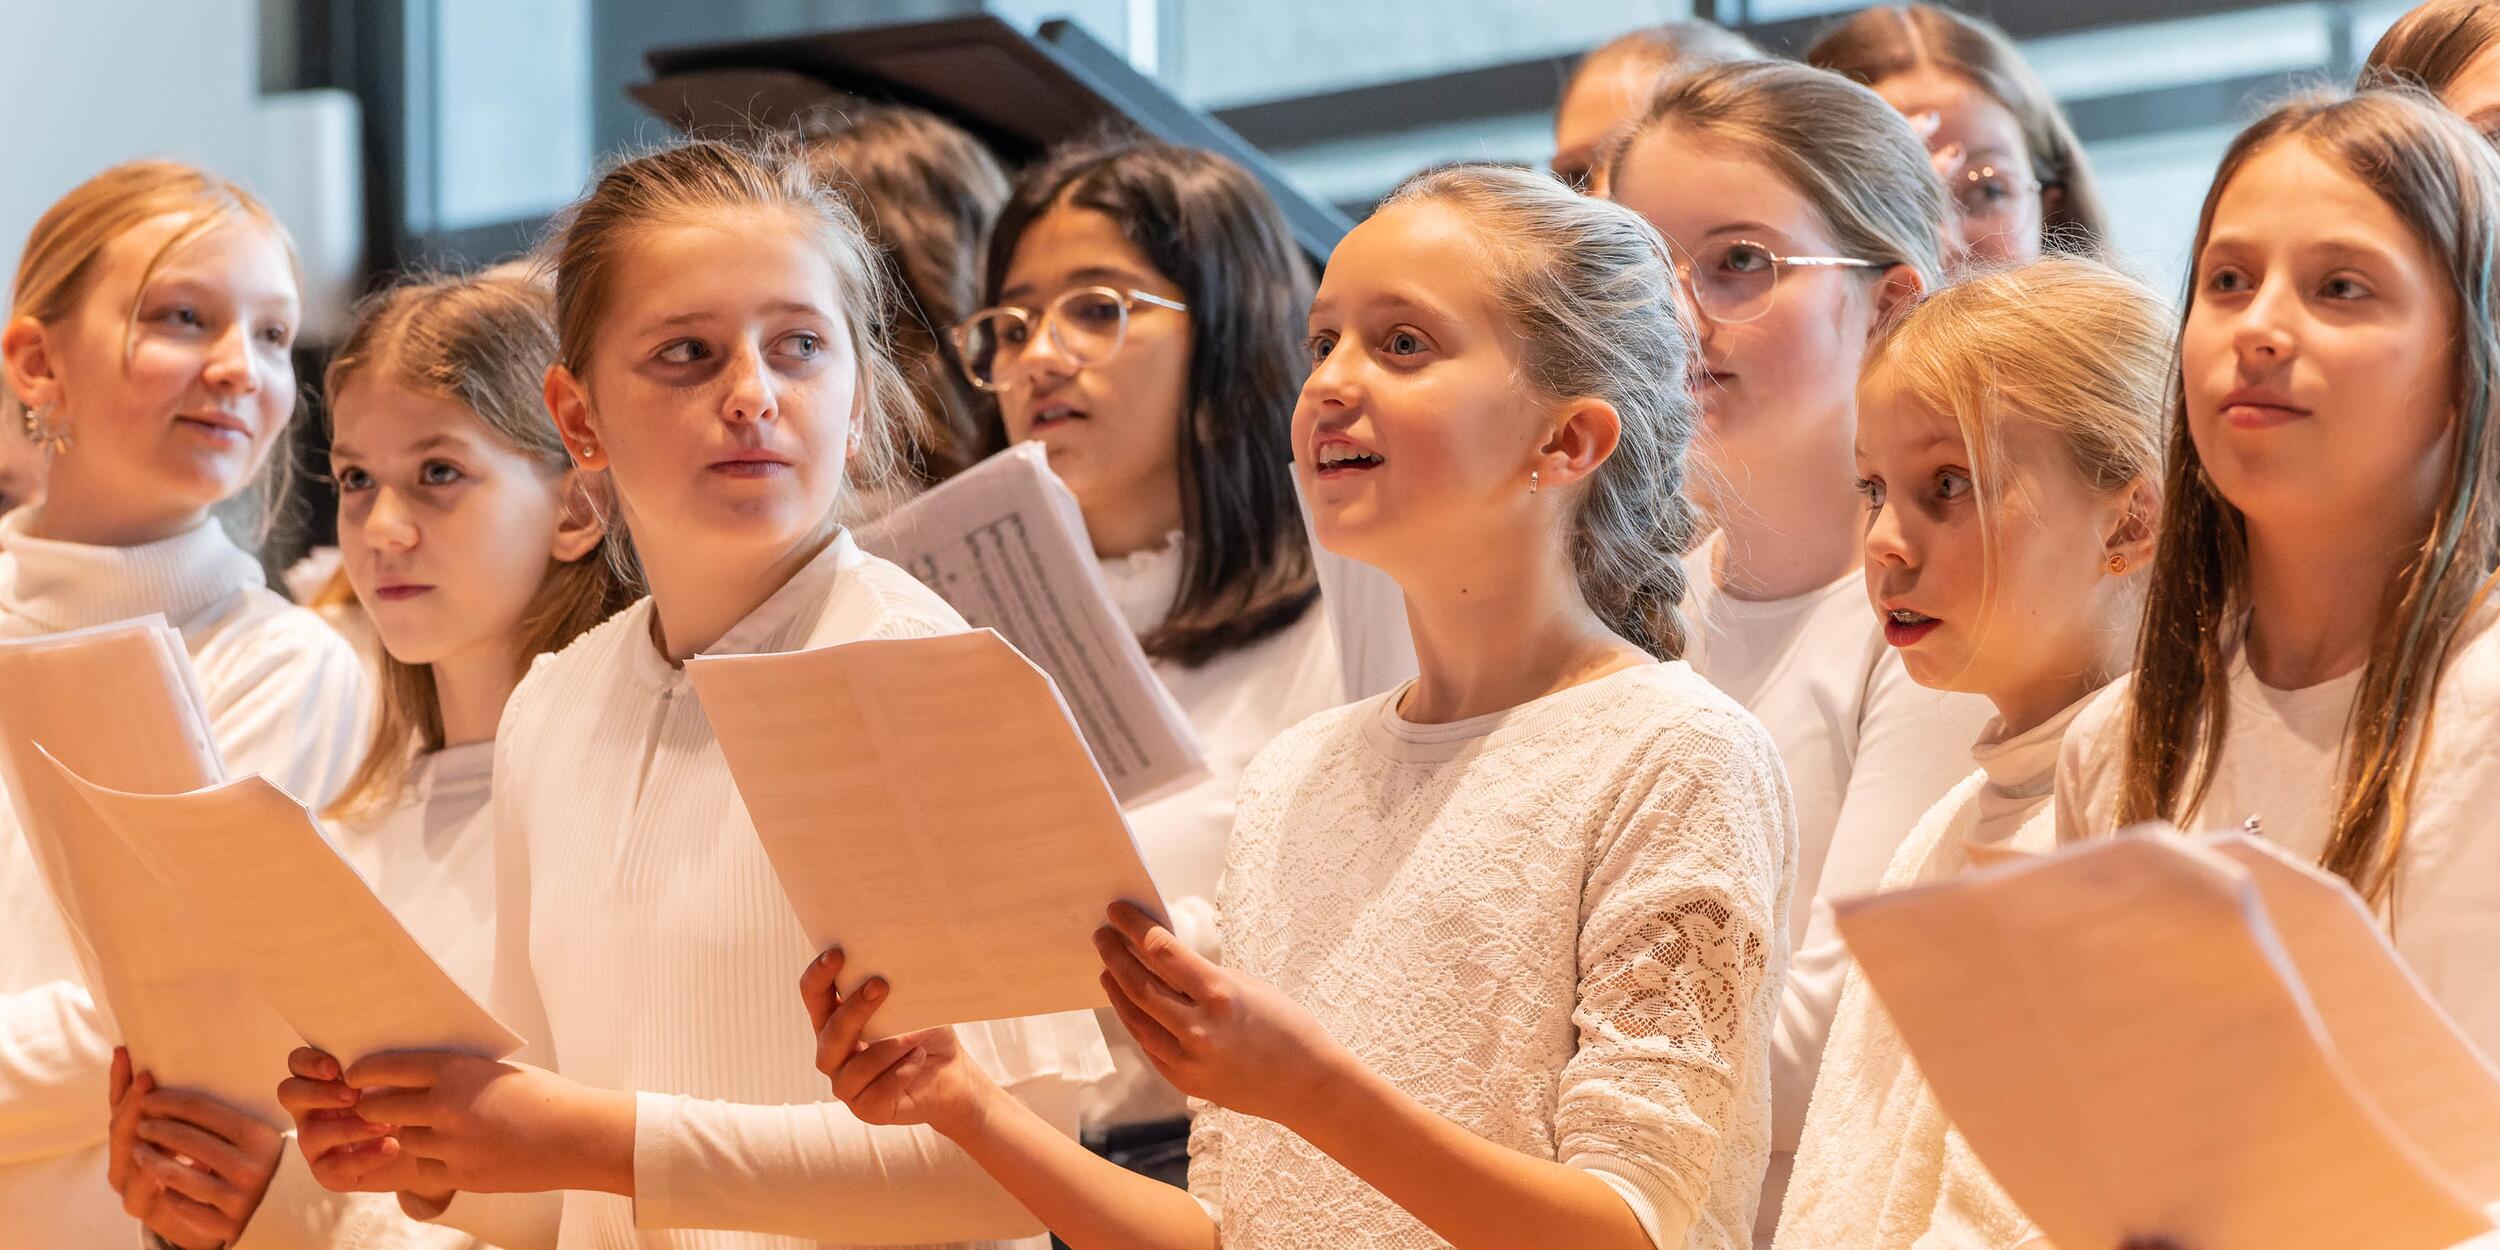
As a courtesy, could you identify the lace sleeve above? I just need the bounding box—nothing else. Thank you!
[1556,710,1793,1230]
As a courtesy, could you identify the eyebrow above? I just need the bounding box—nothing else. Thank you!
[329,431,471,462]
[1000,265,1152,304]
[1308,289,1452,326]
[1705,220,1782,240]
[645,300,829,331]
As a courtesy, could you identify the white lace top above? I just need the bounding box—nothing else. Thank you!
[1191,662,1796,1250]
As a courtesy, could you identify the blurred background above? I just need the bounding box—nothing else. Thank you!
[0,0,2438,342]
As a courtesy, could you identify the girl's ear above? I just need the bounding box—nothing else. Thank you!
[543,364,604,471]
[3,315,65,415]
[1536,396,1624,493]
[1871,262,1926,330]
[549,466,607,564]
[2104,476,2161,575]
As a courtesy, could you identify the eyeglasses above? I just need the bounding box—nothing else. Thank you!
[1951,163,2045,224]
[949,285,1189,393]
[1671,238,1882,326]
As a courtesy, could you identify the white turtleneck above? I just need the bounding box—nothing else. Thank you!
[233,745,500,1250]
[1774,690,2093,1250]
[0,509,367,1249]
[1083,536,1342,1133]
[428,531,1110,1250]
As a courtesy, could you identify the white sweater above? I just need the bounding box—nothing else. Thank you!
[0,510,366,1248]
[1678,539,1992,1242]
[1776,694,2092,1250]
[2056,604,2500,1058]
[433,531,1111,1250]
[1082,539,1342,1132]
[1192,663,1796,1250]
[234,745,500,1250]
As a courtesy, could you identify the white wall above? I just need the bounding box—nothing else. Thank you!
[0,1,360,338]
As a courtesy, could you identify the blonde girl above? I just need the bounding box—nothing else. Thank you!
[1779,258,2168,1250]
[0,161,365,1247]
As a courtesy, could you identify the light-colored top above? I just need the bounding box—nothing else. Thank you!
[235,745,500,1250]
[434,530,1112,1250]
[0,509,366,1249]
[1082,537,1343,1132]
[2056,604,2500,1057]
[1678,537,1992,1243]
[1191,662,1797,1250]
[1777,693,2094,1250]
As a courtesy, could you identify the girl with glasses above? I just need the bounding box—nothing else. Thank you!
[958,137,1344,1186]
[1604,59,1995,1246]
[1809,4,2110,268]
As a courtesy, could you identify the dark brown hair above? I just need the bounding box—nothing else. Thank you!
[797,105,1009,488]
[2118,89,2500,904]
[1809,4,2109,257]
[983,137,1317,668]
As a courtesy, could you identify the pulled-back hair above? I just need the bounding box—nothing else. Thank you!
[1382,164,1700,659]
[2119,89,2500,905]
[548,136,914,523]
[983,137,1317,668]
[796,104,1009,490]
[1564,20,1762,110]
[1809,4,2109,256]
[2365,0,2500,101]
[1610,59,1950,293]
[323,273,639,818]
[1863,256,2168,616]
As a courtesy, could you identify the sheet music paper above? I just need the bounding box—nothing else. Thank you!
[53,756,520,1064]
[0,619,299,1118]
[855,443,1206,806]
[686,628,1168,1037]
[1291,470,1417,702]
[1834,832,2500,1250]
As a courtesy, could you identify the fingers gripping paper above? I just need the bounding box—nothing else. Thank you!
[0,619,298,1118]
[47,757,520,1064]
[686,629,1167,1037]
[856,444,1207,806]
[1834,832,2500,1250]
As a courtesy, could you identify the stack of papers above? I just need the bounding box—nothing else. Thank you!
[0,620,297,1116]
[1836,831,2500,1250]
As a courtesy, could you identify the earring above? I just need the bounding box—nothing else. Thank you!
[2105,553,2129,575]
[21,405,70,455]
[574,440,598,464]
[1528,470,1540,496]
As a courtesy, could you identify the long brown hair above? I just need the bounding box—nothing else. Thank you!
[982,138,1318,668]
[2117,89,2500,904]
[797,105,1009,488]
[1808,4,2109,257]
[323,273,639,819]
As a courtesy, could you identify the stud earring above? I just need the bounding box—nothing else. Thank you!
[2105,553,2129,575]
[1528,470,1540,496]
[574,440,598,464]
[21,405,71,455]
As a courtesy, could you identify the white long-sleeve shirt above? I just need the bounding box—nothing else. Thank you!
[428,530,1111,1250]
[1081,538,1342,1132]
[1678,538,1992,1244]
[230,743,501,1250]
[1776,693,2093,1250]
[1192,663,1796,1250]
[0,509,366,1248]
[2056,603,2500,1059]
